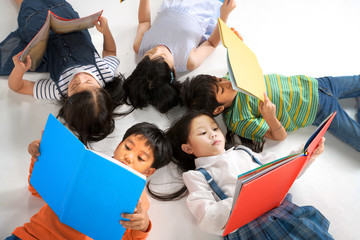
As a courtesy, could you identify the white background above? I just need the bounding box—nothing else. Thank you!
[0,0,359,239]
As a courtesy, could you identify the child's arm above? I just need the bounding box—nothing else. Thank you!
[27,138,43,198]
[183,171,233,236]
[133,0,151,54]
[8,53,34,95]
[120,193,152,239]
[260,93,287,141]
[186,0,236,70]
[94,16,116,57]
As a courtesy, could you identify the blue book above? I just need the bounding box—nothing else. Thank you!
[30,114,146,240]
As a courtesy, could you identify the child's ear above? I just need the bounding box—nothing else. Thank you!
[144,167,156,177]
[181,143,193,154]
[213,105,225,116]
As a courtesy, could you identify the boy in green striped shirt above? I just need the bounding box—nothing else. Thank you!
[180,73,360,152]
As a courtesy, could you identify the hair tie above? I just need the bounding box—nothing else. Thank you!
[170,72,175,83]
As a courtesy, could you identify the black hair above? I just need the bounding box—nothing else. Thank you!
[122,122,173,170]
[180,74,265,152]
[123,56,181,113]
[57,73,127,146]
[58,88,114,146]
[104,73,126,108]
[146,110,265,201]
[147,111,213,201]
[180,74,222,116]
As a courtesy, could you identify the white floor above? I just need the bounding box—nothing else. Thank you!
[1,0,359,239]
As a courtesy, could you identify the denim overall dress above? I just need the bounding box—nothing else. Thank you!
[0,0,105,98]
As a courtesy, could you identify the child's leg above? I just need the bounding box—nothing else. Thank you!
[313,76,360,151]
[233,194,334,239]
[316,75,360,100]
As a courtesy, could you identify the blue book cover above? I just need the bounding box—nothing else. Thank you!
[30,114,146,240]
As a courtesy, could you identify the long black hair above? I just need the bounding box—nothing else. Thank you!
[146,111,264,201]
[147,111,212,201]
[58,88,115,146]
[123,56,181,114]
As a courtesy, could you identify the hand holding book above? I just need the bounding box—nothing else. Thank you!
[120,199,150,232]
[30,114,147,240]
[223,111,336,236]
[218,18,266,101]
[19,10,103,71]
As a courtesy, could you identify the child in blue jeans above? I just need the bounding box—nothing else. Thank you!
[0,0,125,145]
[149,111,334,239]
[180,73,360,152]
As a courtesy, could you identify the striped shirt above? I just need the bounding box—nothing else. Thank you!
[33,55,120,100]
[225,74,319,142]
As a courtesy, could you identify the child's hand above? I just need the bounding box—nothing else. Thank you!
[120,200,150,232]
[259,93,276,120]
[28,130,43,161]
[94,16,110,34]
[12,52,31,74]
[220,0,237,21]
[230,27,243,41]
[310,137,325,161]
[297,137,325,178]
[28,139,41,161]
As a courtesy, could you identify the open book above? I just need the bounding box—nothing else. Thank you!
[218,18,266,102]
[223,111,337,236]
[19,10,103,71]
[30,114,146,240]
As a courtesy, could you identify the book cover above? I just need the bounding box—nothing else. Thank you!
[223,111,336,236]
[30,114,146,240]
[218,18,266,101]
[19,10,102,71]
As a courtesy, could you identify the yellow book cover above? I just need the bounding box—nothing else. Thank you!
[218,18,266,101]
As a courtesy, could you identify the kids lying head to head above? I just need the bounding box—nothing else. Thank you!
[147,111,333,239]
[9,122,172,240]
[121,0,237,114]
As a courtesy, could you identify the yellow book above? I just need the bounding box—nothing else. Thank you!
[218,18,266,101]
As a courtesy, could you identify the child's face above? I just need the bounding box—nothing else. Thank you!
[68,72,101,96]
[145,45,175,71]
[215,77,237,108]
[113,134,156,177]
[181,115,225,158]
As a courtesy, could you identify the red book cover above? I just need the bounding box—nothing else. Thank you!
[223,111,336,236]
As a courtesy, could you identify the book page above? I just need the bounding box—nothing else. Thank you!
[91,149,146,180]
[19,11,51,71]
[50,10,103,34]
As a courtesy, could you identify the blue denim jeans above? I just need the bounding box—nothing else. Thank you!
[5,234,22,240]
[313,75,360,152]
